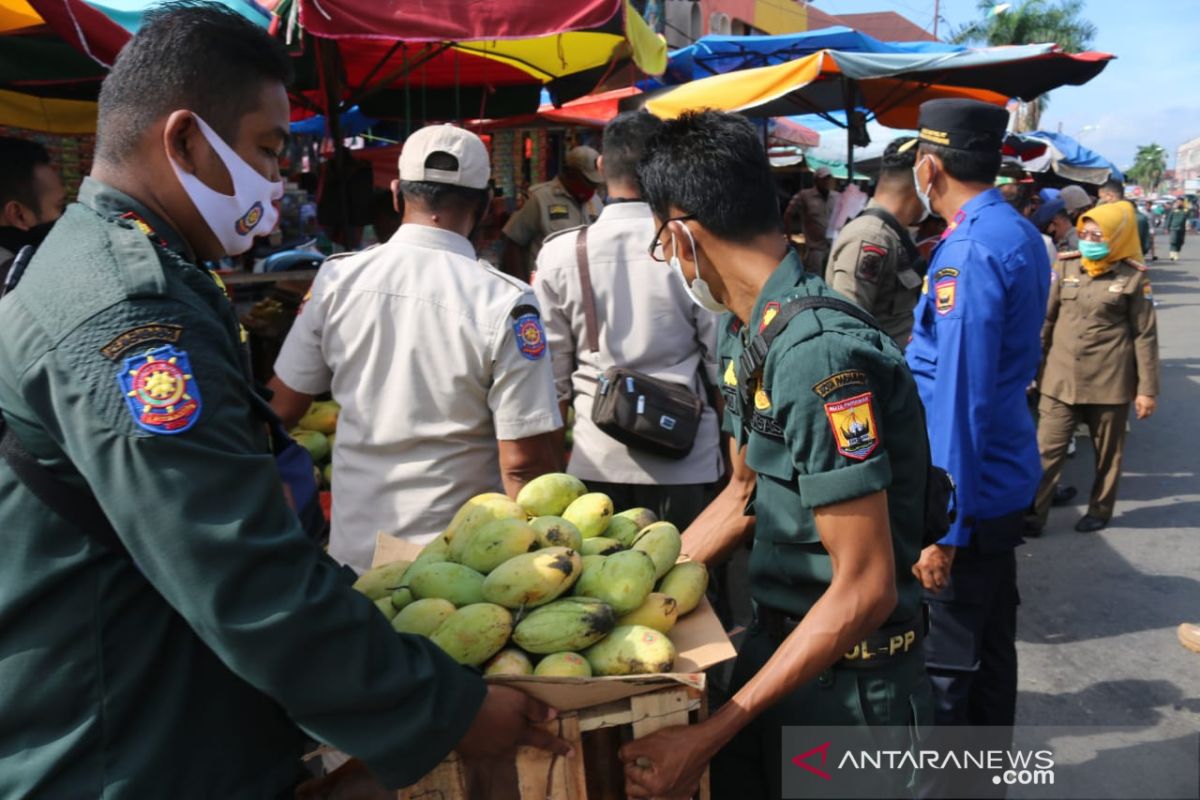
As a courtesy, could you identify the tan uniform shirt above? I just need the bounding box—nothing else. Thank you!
[825,200,923,348]
[1039,255,1159,405]
[503,177,601,274]
[533,202,722,485]
[275,224,561,570]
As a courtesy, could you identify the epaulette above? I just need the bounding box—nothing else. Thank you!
[480,260,534,292]
[541,224,587,246]
[1056,251,1081,261]
[107,218,168,298]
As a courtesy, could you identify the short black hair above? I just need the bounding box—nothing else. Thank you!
[601,111,663,186]
[877,136,917,186]
[1099,178,1125,197]
[0,136,50,208]
[399,152,488,213]
[638,110,781,242]
[918,141,1002,185]
[97,1,292,163]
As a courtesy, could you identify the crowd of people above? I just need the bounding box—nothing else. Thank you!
[0,3,1183,798]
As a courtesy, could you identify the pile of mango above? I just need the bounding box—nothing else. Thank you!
[292,400,339,489]
[352,473,709,677]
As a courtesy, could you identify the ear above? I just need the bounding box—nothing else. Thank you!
[390,179,401,214]
[0,199,28,229]
[666,219,697,265]
[163,110,201,175]
[596,154,606,180]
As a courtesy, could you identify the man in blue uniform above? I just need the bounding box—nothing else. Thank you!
[906,99,1049,735]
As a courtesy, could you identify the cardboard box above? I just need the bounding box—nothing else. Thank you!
[371,533,737,712]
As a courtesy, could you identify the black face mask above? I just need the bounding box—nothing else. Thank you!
[0,220,55,254]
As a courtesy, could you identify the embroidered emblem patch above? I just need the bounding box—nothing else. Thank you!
[824,391,879,460]
[935,277,957,315]
[812,369,868,399]
[723,359,738,387]
[856,242,888,283]
[512,312,546,360]
[117,345,202,434]
[759,301,781,333]
[754,379,771,411]
[1143,282,1153,299]
[100,323,183,361]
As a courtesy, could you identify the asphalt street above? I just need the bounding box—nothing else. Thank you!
[1011,229,1199,799]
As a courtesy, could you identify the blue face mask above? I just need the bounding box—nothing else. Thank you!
[1079,240,1110,261]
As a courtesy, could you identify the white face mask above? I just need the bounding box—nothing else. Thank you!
[912,155,935,220]
[168,114,283,256]
[669,223,728,314]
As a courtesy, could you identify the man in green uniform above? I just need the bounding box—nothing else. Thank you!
[617,110,931,800]
[1166,197,1189,260]
[0,7,565,798]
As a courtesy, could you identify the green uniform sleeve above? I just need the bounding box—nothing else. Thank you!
[770,335,893,509]
[30,295,485,788]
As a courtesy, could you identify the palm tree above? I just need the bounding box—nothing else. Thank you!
[951,0,1097,131]
[1126,144,1168,193]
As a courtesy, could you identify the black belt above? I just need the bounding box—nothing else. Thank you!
[757,606,924,669]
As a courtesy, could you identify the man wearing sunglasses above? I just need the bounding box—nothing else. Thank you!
[616,110,931,800]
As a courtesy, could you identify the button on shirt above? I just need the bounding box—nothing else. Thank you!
[906,189,1050,547]
[533,201,721,485]
[275,224,561,570]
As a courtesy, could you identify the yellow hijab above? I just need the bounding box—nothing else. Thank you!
[1078,201,1141,276]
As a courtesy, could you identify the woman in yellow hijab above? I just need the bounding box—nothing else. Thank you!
[1029,197,1160,535]
[1076,201,1143,277]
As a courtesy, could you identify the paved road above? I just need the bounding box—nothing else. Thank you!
[1012,229,1199,798]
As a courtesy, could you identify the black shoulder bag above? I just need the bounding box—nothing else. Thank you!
[736,294,956,546]
[576,228,709,460]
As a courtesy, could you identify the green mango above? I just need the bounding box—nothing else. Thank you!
[516,473,588,517]
[562,493,614,539]
[483,647,535,677]
[657,561,708,616]
[392,598,456,636]
[631,522,682,580]
[373,596,398,622]
[579,537,624,556]
[583,624,677,676]
[530,516,584,551]
[574,550,656,614]
[352,560,413,601]
[481,547,582,609]
[534,651,592,677]
[429,603,514,666]
[407,562,486,607]
[512,597,615,654]
[457,518,538,574]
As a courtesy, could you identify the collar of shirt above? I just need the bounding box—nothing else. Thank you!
[77,176,193,259]
[596,200,652,223]
[747,248,806,335]
[389,223,476,260]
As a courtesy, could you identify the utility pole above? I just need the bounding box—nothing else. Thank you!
[933,0,940,38]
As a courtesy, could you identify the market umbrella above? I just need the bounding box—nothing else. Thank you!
[643,45,1114,173]
[1007,130,1123,185]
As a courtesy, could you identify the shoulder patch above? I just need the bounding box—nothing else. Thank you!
[723,359,738,387]
[512,310,546,360]
[117,345,202,434]
[934,269,958,316]
[812,369,868,399]
[759,301,781,333]
[100,323,183,361]
[823,391,879,460]
[855,242,888,284]
[1143,282,1153,300]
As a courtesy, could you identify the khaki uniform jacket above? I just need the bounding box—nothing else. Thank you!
[1040,254,1159,405]
[503,177,601,273]
[825,201,923,347]
[787,187,834,247]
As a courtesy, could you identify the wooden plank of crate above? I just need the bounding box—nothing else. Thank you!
[515,714,586,800]
[398,752,467,800]
[578,695,701,732]
[629,688,692,739]
[697,693,711,800]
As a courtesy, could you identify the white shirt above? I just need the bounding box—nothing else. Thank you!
[534,201,721,486]
[275,224,561,570]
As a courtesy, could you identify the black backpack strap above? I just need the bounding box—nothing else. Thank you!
[737,295,885,404]
[857,207,925,276]
[0,414,128,556]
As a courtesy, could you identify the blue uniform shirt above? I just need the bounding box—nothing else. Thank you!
[906,188,1049,547]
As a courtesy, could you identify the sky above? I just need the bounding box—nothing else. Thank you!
[808,0,1200,170]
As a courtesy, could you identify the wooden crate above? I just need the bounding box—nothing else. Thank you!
[398,684,711,800]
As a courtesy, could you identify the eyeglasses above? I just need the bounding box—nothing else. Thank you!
[1078,230,1106,243]
[648,214,697,262]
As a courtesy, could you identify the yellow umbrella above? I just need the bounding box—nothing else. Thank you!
[0,89,97,133]
[0,0,41,33]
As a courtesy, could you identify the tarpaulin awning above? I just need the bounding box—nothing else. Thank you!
[644,26,962,89]
[0,0,39,32]
[769,117,820,149]
[1007,130,1123,184]
[644,45,1114,129]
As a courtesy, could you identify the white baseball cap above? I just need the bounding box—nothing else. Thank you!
[398,124,490,189]
[814,166,832,179]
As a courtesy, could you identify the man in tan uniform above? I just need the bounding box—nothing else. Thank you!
[1032,201,1159,534]
[826,137,926,348]
[501,145,603,281]
[785,165,837,273]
